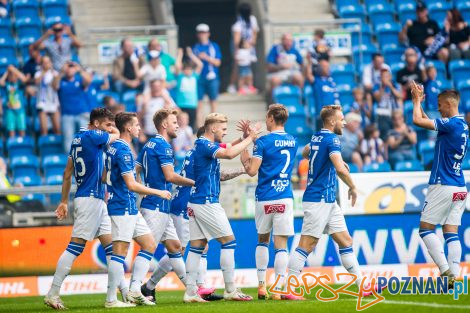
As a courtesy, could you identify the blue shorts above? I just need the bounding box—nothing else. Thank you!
[198,78,220,101]
[238,65,252,77]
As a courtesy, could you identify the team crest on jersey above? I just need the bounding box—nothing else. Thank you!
[207,143,216,149]
[123,154,131,163]
[333,138,340,146]
[165,148,173,155]
[441,118,449,124]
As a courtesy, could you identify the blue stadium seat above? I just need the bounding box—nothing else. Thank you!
[13,0,40,19]
[38,135,64,157]
[18,37,36,61]
[347,163,359,173]
[285,118,312,138]
[42,0,68,17]
[395,160,424,172]
[339,5,366,23]
[122,90,138,112]
[304,84,316,117]
[44,15,71,29]
[91,74,105,89]
[15,17,42,39]
[336,0,360,12]
[419,140,435,166]
[7,136,35,158]
[376,23,401,49]
[449,60,470,86]
[14,174,42,187]
[10,155,39,178]
[336,84,354,107]
[45,174,63,185]
[457,1,470,21]
[383,45,405,65]
[428,2,452,28]
[352,44,378,71]
[397,2,416,25]
[0,37,16,60]
[331,63,355,86]
[96,90,120,105]
[363,162,391,172]
[368,3,395,31]
[272,85,303,109]
[457,80,470,109]
[347,24,373,46]
[426,60,447,81]
[436,79,452,90]
[364,0,388,6]
[0,18,12,37]
[43,154,68,177]
[391,62,405,78]
[0,57,11,74]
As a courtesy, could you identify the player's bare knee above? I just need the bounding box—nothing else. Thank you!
[332,231,353,248]
[273,235,288,250]
[443,224,459,233]
[218,235,236,245]
[419,221,436,231]
[112,241,130,256]
[97,234,112,247]
[71,237,87,245]
[165,240,182,253]
[258,233,270,244]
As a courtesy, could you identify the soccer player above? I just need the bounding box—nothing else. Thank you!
[44,108,121,310]
[286,106,373,295]
[184,113,258,302]
[411,82,468,287]
[240,104,299,300]
[104,112,171,308]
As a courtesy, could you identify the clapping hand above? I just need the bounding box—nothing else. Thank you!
[411,80,425,103]
[237,120,251,139]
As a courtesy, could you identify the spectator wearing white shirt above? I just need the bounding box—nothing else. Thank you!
[362,53,390,92]
[227,2,259,93]
[236,39,257,94]
[138,50,167,93]
[173,111,194,156]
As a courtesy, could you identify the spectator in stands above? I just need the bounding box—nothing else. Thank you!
[138,50,167,93]
[236,38,257,94]
[350,87,372,128]
[0,0,8,18]
[267,33,304,91]
[112,38,142,93]
[137,79,175,139]
[175,47,203,129]
[399,2,448,63]
[360,124,385,165]
[386,110,418,169]
[173,111,194,158]
[0,65,27,138]
[35,56,61,136]
[147,38,177,90]
[193,23,222,127]
[374,69,403,140]
[86,69,111,111]
[446,9,470,60]
[362,53,391,92]
[227,2,259,94]
[22,45,42,99]
[309,29,331,76]
[53,61,92,149]
[103,95,124,115]
[424,64,440,117]
[33,23,81,71]
[306,59,340,109]
[396,47,426,101]
[340,112,364,171]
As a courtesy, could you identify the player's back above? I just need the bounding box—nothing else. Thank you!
[254,131,297,201]
[69,127,110,199]
[171,149,194,216]
[303,129,342,203]
[105,139,137,215]
[430,115,469,187]
[189,137,221,204]
[137,135,173,212]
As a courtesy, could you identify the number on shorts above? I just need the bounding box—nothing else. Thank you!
[422,201,428,213]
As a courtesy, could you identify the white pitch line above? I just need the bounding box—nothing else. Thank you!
[343,299,470,310]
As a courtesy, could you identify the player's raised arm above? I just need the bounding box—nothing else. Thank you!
[220,168,247,181]
[217,125,260,160]
[161,165,194,186]
[241,149,261,176]
[55,157,74,220]
[301,144,310,159]
[330,153,357,206]
[107,125,120,144]
[122,173,171,199]
[411,80,435,130]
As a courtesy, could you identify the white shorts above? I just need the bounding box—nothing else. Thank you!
[188,202,234,241]
[37,101,59,114]
[141,208,179,243]
[71,197,111,241]
[110,212,151,242]
[255,198,294,236]
[171,213,190,248]
[420,184,467,226]
[301,201,348,239]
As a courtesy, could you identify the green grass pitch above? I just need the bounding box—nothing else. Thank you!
[2,284,470,313]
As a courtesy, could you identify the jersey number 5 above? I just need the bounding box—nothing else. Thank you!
[73,146,86,177]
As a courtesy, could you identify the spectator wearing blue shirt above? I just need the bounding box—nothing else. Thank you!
[53,61,92,149]
[386,111,418,169]
[192,24,222,127]
[424,64,440,118]
[373,69,403,140]
[0,65,27,138]
[266,33,304,92]
[22,46,42,101]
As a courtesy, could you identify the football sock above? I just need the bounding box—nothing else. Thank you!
[273,248,288,291]
[106,255,125,302]
[185,246,204,296]
[420,229,450,274]
[255,243,269,286]
[196,253,208,287]
[130,250,153,292]
[339,246,363,287]
[444,232,461,276]
[221,240,237,293]
[48,242,84,297]
[146,254,172,290]
[168,251,186,284]
[287,247,308,281]
[104,244,128,296]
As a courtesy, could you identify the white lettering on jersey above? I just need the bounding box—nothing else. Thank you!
[274,140,296,147]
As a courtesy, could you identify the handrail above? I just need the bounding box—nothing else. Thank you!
[0,185,77,196]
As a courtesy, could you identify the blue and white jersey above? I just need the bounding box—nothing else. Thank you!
[105,139,137,216]
[170,149,194,218]
[303,129,342,203]
[253,131,297,201]
[69,127,110,200]
[429,116,469,187]
[136,135,174,213]
[189,137,221,204]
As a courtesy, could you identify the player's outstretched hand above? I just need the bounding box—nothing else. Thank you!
[55,202,68,220]
[237,120,251,139]
[411,80,425,103]
[157,190,172,200]
[348,188,357,207]
[248,122,262,140]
